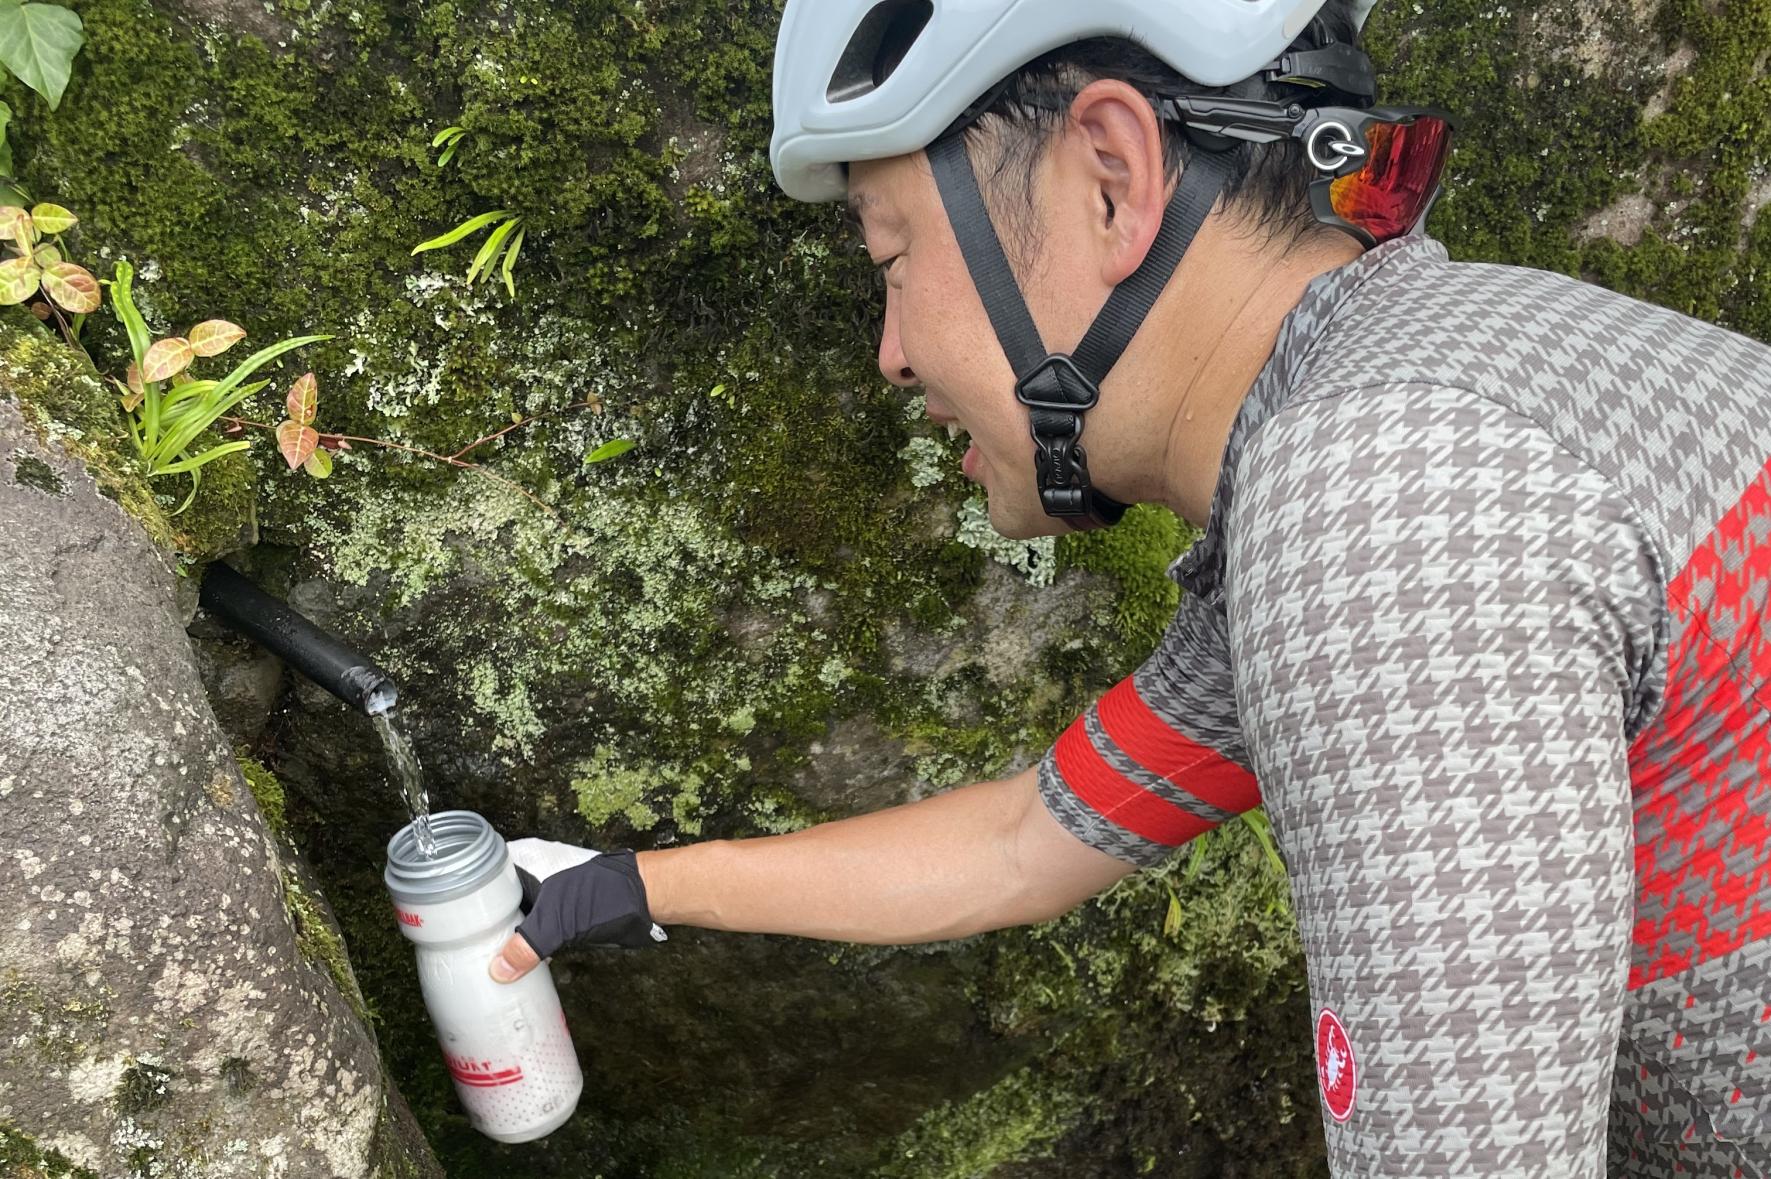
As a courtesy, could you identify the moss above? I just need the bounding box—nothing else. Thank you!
[114,1056,174,1115]
[874,1065,1084,1178]
[11,451,65,494]
[0,970,112,1068]
[0,1122,99,1179]
[1057,504,1193,659]
[235,748,288,841]
[282,873,372,1025]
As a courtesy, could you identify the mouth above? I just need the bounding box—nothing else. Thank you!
[926,408,983,483]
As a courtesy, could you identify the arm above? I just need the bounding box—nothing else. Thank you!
[637,763,1134,943]
[491,765,1134,978]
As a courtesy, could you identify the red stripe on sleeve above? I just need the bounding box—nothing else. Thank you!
[1053,713,1215,848]
[1095,678,1261,815]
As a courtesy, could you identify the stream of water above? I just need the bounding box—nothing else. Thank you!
[373,711,437,858]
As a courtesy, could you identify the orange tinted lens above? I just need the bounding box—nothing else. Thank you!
[1329,117,1452,242]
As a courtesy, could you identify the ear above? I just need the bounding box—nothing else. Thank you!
[1064,79,1169,287]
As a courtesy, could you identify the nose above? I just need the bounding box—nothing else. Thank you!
[877,287,919,388]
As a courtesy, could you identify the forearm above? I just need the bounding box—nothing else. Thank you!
[637,767,1119,944]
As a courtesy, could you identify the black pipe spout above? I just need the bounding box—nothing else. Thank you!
[199,562,398,716]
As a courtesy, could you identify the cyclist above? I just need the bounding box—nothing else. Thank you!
[494,1,1771,1172]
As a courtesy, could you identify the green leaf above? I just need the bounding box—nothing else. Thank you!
[430,124,463,148]
[28,201,72,234]
[465,214,518,285]
[586,438,636,464]
[0,252,38,303]
[410,209,509,255]
[1162,889,1182,939]
[302,447,333,479]
[0,2,85,111]
[437,139,459,167]
[500,225,524,298]
[155,440,250,477]
[108,261,152,371]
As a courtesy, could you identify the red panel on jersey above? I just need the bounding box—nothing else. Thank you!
[1628,454,1771,989]
[1095,678,1262,815]
[1053,709,1216,848]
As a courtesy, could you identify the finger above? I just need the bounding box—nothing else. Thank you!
[489,931,540,983]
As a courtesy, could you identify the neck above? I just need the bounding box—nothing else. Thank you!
[1095,218,1364,527]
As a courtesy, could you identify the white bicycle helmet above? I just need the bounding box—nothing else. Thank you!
[770,0,1388,531]
[771,0,1382,203]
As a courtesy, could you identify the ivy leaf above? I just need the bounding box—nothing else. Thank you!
[285,371,318,425]
[28,201,72,234]
[141,337,195,383]
[585,438,636,464]
[0,1,85,111]
[302,447,333,479]
[0,253,39,303]
[40,260,96,312]
[0,100,15,179]
[276,419,318,470]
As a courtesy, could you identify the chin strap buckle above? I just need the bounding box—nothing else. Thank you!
[1016,354,1110,522]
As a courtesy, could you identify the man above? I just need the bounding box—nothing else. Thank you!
[493,0,1771,1173]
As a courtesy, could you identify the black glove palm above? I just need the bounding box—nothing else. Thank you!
[506,837,667,960]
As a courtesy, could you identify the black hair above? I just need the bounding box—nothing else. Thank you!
[960,0,1364,268]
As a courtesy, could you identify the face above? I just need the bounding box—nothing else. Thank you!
[850,153,1085,539]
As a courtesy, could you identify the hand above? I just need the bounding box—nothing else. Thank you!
[488,837,667,983]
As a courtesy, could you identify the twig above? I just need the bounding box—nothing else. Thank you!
[446,397,601,462]
[220,415,564,521]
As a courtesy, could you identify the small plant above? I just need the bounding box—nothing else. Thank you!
[108,259,332,513]
[0,202,98,329]
[411,208,526,297]
[430,124,466,168]
[273,370,339,479]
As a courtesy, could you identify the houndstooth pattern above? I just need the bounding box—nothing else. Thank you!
[1038,234,1771,1174]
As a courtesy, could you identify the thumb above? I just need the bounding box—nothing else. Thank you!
[489,930,541,983]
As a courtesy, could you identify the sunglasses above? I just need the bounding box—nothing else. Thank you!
[1159,95,1457,247]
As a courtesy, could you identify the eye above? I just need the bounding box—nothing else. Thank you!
[871,253,903,289]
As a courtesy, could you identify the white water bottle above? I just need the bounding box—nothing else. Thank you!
[385,810,584,1143]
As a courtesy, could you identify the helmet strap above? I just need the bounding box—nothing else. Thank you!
[927,133,1234,531]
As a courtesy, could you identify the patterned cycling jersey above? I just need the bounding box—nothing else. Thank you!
[1038,234,1771,1177]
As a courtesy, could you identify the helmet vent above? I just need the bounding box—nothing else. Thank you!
[825,0,933,103]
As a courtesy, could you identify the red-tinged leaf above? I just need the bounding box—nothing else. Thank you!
[0,254,39,304]
[318,434,352,452]
[110,375,142,413]
[125,362,143,396]
[0,205,32,244]
[285,371,318,425]
[220,420,247,437]
[29,302,49,320]
[302,448,333,479]
[141,337,195,383]
[276,419,318,470]
[42,262,99,313]
[188,319,245,357]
